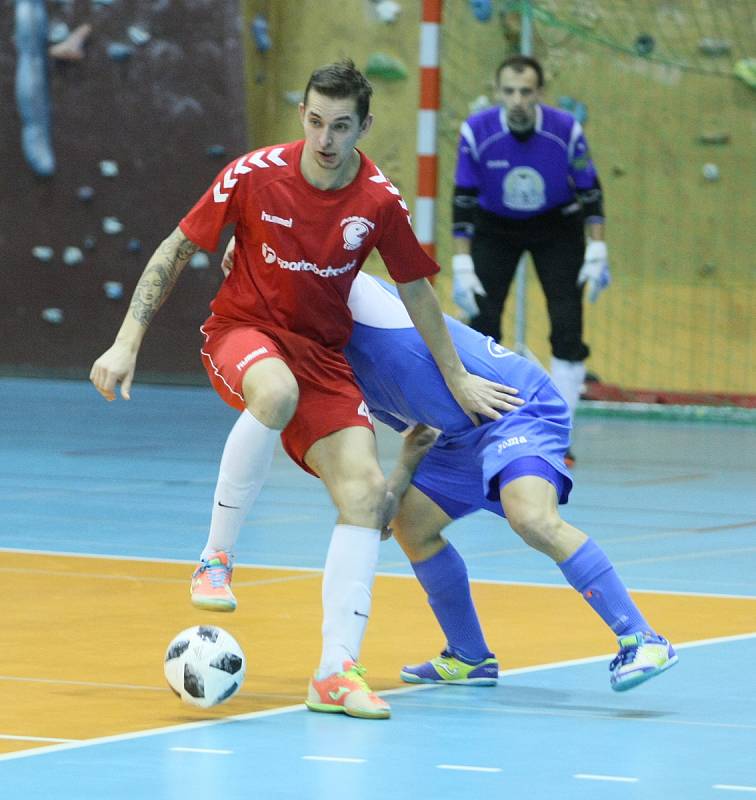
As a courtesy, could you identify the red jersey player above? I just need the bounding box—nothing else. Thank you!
[90,60,522,720]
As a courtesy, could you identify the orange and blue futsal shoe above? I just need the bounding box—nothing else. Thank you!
[305,660,390,719]
[190,551,237,612]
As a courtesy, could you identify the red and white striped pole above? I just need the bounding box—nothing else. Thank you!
[414,0,442,262]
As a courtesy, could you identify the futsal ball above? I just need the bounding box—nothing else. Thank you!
[164,625,246,708]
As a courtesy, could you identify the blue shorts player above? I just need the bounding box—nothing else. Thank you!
[345,274,677,692]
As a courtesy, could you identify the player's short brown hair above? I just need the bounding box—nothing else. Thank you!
[304,59,374,123]
[496,55,544,87]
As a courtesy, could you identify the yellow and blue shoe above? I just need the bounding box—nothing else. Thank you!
[190,551,237,612]
[610,631,678,692]
[305,661,390,719]
[400,650,499,686]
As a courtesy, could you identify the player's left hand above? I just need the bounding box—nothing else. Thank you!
[447,372,525,426]
[577,239,611,303]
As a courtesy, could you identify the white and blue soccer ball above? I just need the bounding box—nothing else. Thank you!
[164,625,246,708]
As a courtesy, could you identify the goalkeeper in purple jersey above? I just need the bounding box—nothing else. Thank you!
[345,274,676,693]
[451,55,612,465]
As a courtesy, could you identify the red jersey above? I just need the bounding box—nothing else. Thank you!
[180,140,439,350]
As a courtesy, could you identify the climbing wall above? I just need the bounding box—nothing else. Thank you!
[0,0,247,380]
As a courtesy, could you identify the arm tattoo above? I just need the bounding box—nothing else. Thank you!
[129,231,199,326]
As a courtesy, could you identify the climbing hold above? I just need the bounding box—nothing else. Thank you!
[283,90,304,105]
[47,21,70,44]
[103,281,124,300]
[63,246,84,266]
[206,144,227,159]
[702,163,720,181]
[127,26,151,46]
[48,22,91,61]
[42,308,64,324]
[107,42,134,62]
[468,95,492,114]
[251,14,271,53]
[99,160,119,177]
[102,217,124,234]
[469,0,492,22]
[83,235,97,250]
[697,130,730,145]
[633,33,655,56]
[698,38,731,57]
[126,238,142,254]
[189,252,210,270]
[733,58,756,90]
[76,185,95,202]
[365,53,408,81]
[374,1,402,24]
[32,245,54,262]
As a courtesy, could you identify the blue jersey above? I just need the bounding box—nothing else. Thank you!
[454,104,599,221]
[344,274,549,434]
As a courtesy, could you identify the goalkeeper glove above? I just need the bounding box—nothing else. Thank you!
[452,253,486,317]
[577,239,611,303]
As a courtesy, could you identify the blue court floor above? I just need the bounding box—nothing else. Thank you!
[2,377,755,799]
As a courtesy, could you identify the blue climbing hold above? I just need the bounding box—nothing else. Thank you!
[469,0,492,22]
[251,14,271,53]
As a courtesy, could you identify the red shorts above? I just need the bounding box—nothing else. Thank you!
[200,316,374,473]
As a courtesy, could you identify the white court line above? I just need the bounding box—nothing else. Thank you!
[437,764,502,773]
[713,787,756,794]
[0,631,754,763]
[1,546,754,599]
[302,756,366,764]
[0,734,77,743]
[575,773,638,783]
[170,746,232,755]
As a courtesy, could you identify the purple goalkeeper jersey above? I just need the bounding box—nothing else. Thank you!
[454,104,599,221]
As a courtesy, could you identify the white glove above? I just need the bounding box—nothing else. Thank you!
[452,253,486,317]
[577,239,611,303]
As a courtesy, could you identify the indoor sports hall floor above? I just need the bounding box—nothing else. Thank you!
[2,377,755,800]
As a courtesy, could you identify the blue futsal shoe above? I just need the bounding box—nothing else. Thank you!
[610,631,678,692]
[400,650,499,686]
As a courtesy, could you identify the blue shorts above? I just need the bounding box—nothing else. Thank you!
[410,378,573,520]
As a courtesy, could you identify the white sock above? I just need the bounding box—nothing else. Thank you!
[200,410,278,561]
[550,357,586,427]
[317,524,381,678]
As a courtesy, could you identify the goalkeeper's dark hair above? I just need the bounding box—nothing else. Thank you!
[304,59,374,123]
[496,55,544,88]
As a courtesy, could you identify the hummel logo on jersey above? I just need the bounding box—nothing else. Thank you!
[235,346,269,371]
[212,147,288,203]
[261,210,293,228]
[341,216,375,250]
[357,401,372,422]
[262,243,277,263]
[329,686,351,701]
[497,435,527,454]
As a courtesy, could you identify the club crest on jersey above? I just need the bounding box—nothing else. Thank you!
[341,216,375,251]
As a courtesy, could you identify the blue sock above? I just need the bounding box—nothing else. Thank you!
[411,543,492,663]
[558,538,651,636]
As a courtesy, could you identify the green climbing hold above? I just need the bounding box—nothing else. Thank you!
[365,53,408,81]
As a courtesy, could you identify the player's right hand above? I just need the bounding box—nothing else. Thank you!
[452,253,486,318]
[89,341,138,401]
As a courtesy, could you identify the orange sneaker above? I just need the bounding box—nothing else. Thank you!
[305,661,390,719]
[190,551,237,612]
